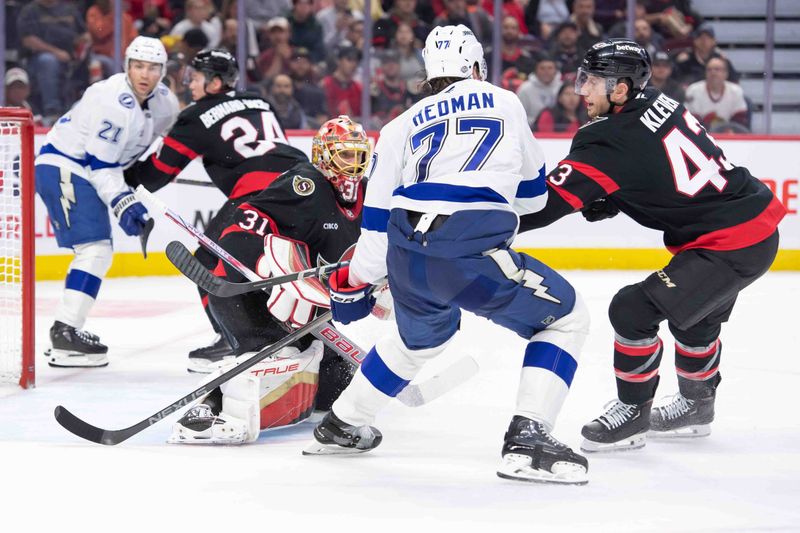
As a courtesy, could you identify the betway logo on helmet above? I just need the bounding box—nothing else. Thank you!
[615,44,641,53]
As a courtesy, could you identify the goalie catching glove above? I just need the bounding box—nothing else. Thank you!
[261,234,330,328]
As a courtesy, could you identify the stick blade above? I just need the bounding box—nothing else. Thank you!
[166,240,225,295]
[54,405,121,446]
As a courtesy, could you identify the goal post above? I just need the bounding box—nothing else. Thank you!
[0,107,35,388]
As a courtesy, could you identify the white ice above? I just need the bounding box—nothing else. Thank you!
[2,271,799,532]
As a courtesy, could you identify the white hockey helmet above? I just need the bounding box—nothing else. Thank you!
[125,36,168,78]
[423,25,487,82]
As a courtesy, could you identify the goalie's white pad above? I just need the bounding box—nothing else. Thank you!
[169,341,325,445]
[264,234,330,328]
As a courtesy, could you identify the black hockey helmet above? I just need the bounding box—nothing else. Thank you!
[191,48,239,88]
[575,39,651,96]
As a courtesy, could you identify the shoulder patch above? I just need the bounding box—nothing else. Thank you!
[579,116,608,130]
[119,93,135,109]
[292,175,315,196]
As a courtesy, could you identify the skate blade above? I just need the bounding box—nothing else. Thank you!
[648,424,711,439]
[302,440,373,456]
[580,433,646,453]
[46,349,109,368]
[496,454,588,485]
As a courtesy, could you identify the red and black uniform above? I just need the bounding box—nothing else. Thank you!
[125,91,307,329]
[208,161,365,409]
[520,88,786,404]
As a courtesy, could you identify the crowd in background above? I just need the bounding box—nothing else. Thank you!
[3,0,752,134]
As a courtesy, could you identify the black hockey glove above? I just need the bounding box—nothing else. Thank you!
[581,198,619,222]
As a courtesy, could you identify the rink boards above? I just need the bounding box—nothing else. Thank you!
[31,132,800,279]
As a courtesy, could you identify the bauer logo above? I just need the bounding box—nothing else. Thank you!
[118,93,135,109]
[292,175,315,196]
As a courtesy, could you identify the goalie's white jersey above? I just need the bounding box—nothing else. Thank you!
[36,73,179,205]
[353,78,547,284]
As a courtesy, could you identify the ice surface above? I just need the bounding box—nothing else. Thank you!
[2,271,798,532]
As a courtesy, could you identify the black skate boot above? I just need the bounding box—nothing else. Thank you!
[303,411,382,455]
[649,375,720,438]
[581,399,652,453]
[187,333,235,373]
[46,320,109,367]
[497,416,588,485]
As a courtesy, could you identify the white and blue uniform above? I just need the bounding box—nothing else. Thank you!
[334,78,590,430]
[35,74,178,328]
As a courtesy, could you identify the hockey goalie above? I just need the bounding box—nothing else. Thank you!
[169,116,382,444]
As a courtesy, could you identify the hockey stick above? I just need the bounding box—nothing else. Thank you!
[54,313,334,445]
[174,178,216,187]
[139,217,155,259]
[166,240,348,298]
[136,187,479,406]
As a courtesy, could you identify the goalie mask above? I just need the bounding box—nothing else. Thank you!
[311,116,370,204]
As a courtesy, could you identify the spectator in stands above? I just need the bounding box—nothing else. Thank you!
[634,18,664,58]
[516,55,561,127]
[170,0,221,49]
[163,51,192,107]
[571,0,604,50]
[318,0,363,50]
[288,0,325,63]
[17,0,89,123]
[673,23,739,86]
[394,22,425,84]
[433,0,474,34]
[484,16,537,79]
[289,47,328,128]
[178,27,210,62]
[345,17,366,51]
[371,49,413,128]
[648,50,684,103]
[218,0,260,79]
[129,0,173,25]
[373,0,429,49]
[86,0,138,78]
[4,67,37,118]
[257,17,293,80]
[321,46,363,117]
[267,74,308,129]
[593,0,626,32]
[549,21,583,76]
[525,0,570,39]
[684,56,749,131]
[482,0,528,36]
[532,81,588,133]
[245,0,292,31]
[641,0,698,40]
[465,0,494,46]
[351,0,386,21]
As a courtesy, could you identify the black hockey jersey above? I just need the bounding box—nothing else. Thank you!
[218,160,364,280]
[520,88,786,253]
[127,91,307,199]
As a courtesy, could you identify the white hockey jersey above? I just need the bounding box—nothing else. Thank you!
[36,73,179,205]
[351,78,548,284]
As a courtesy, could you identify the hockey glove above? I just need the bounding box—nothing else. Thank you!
[328,266,376,325]
[111,191,149,236]
[581,197,619,222]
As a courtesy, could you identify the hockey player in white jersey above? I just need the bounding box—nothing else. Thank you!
[35,36,179,367]
[304,25,591,484]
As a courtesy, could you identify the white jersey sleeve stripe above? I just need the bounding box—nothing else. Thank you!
[515,165,547,199]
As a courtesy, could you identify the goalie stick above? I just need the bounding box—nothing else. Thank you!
[136,186,479,407]
[55,313,333,445]
[166,240,348,298]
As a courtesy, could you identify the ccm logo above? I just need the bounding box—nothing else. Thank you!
[323,223,339,230]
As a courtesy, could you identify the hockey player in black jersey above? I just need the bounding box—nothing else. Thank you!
[168,116,374,444]
[125,48,307,361]
[519,39,786,452]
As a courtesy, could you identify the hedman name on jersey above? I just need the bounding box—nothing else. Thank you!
[411,92,496,127]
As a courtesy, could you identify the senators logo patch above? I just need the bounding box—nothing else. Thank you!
[292,175,315,196]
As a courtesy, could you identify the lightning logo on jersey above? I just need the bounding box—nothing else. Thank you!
[520,269,561,304]
[59,168,76,228]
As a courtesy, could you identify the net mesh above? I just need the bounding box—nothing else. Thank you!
[0,120,25,384]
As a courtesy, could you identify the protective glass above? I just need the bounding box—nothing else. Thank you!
[574,68,619,96]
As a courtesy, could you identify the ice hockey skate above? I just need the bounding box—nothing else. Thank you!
[303,411,382,455]
[649,393,715,438]
[187,333,235,373]
[167,404,249,444]
[497,416,588,485]
[45,321,109,368]
[581,399,652,453]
